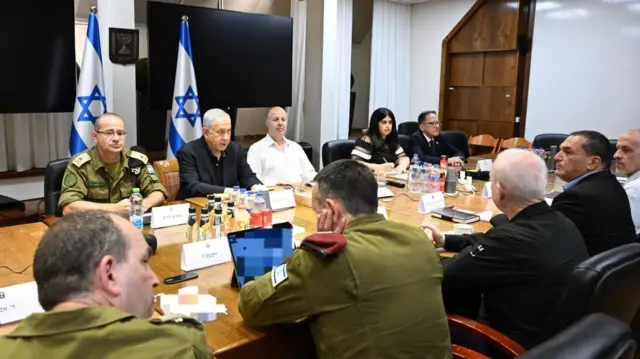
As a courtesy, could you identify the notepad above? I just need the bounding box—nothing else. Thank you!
[377,187,394,198]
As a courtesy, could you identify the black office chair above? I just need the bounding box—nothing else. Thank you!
[546,243,640,340]
[441,130,471,159]
[532,133,568,150]
[298,141,313,164]
[519,313,636,359]
[322,140,355,167]
[397,134,412,158]
[398,122,419,136]
[44,158,70,217]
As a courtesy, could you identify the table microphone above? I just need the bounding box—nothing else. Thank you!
[386,180,405,188]
[144,233,157,254]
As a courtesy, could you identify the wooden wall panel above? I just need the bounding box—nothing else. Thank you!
[480,86,515,122]
[449,53,484,86]
[478,121,514,139]
[483,52,518,86]
[449,0,519,53]
[445,87,482,120]
[446,120,478,136]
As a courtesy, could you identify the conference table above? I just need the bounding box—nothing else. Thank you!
[0,155,562,358]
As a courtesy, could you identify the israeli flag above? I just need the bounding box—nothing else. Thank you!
[167,16,202,159]
[69,8,107,156]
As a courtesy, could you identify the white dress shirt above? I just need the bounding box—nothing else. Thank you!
[623,171,640,235]
[247,135,317,186]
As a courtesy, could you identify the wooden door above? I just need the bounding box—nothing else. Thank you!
[438,0,536,139]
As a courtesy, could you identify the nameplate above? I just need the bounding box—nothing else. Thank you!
[481,182,492,198]
[180,238,232,272]
[151,203,190,229]
[476,159,493,172]
[418,192,446,214]
[265,189,296,212]
[0,281,43,324]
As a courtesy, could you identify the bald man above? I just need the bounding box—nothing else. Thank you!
[424,149,588,349]
[615,129,640,236]
[247,107,317,186]
[176,109,261,199]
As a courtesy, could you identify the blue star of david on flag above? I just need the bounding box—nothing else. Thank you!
[174,86,200,127]
[77,85,107,124]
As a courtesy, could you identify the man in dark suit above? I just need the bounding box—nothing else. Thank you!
[176,109,262,200]
[552,130,636,255]
[423,149,588,350]
[410,111,464,165]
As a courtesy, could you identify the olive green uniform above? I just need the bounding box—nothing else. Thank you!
[238,214,452,359]
[58,146,168,211]
[0,306,213,359]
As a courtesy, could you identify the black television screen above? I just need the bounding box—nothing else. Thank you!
[147,2,293,111]
[0,0,76,114]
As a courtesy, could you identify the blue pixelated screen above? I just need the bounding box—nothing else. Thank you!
[227,226,293,287]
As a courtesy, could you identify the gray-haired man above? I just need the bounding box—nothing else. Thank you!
[423,149,588,350]
[176,108,262,199]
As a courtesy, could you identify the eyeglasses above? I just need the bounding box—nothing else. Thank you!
[209,129,232,137]
[424,121,440,127]
[96,130,128,138]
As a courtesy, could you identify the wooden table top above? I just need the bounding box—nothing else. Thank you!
[0,155,565,358]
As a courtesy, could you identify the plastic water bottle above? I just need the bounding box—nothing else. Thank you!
[129,188,144,231]
[246,191,255,213]
[409,155,420,193]
[251,193,266,228]
[232,186,240,202]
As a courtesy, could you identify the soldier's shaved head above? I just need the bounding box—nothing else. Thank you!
[94,112,123,132]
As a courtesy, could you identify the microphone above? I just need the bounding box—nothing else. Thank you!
[144,233,158,254]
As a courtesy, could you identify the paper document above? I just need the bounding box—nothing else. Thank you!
[377,187,394,198]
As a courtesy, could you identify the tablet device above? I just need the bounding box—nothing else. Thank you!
[227,222,293,288]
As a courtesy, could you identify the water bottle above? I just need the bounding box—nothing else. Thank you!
[251,193,266,228]
[246,191,255,213]
[431,165,441,193]
[409,155,420,193]
[129,188,144,231]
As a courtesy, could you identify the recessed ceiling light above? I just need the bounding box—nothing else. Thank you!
[545,9,591,19]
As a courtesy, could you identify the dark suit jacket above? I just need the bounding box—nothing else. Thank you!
[442,202,588,348]
[552,170,636,256]
[175,137,261,200]
[410,131,463,164]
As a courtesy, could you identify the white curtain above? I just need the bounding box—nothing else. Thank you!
[369,0,411,124]
[287,0,307,142]
[335,0,353,140]
[0,114,72,172]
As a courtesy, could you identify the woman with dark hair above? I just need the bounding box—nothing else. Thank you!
[351,107,409,172]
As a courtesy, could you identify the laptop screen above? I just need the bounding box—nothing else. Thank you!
[227,224,293,288]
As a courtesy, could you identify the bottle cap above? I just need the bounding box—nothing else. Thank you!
[239,189,246,194]
[214,195,221,202]
[233,186,240,190]
[247,191,254,196]
[228,201,235,207]
[207,194,214,200]
[188,207,196,213]
[257,192,264,197]
[132,188,140,193]
[214,207,222,214]
[201,207,209,213]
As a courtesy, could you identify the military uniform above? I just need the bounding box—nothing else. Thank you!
[238,214,452,359]
[0,306,213,358]
[59,146,168,211]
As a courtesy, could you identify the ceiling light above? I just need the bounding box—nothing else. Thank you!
[545,9,591,19]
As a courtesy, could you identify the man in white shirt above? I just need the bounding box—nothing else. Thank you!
[614,129,640,236]
[247,107,317,186]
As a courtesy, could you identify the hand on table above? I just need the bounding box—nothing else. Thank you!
[448,157,465,166]
[115,199,131,216]
[420,222,445,248]
[378,163,395,172]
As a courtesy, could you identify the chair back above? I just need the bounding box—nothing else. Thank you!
[441,130,471,158]
[532,133,568,150]
[500,137,533,150]
[398,122,419,136]
[153,159,180,202]
[44,158,70,216]
[520,313,636,359]
[397,134,412,158]
[547,243,640,340]
[468,134,500,155]
[322,140,355,167]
